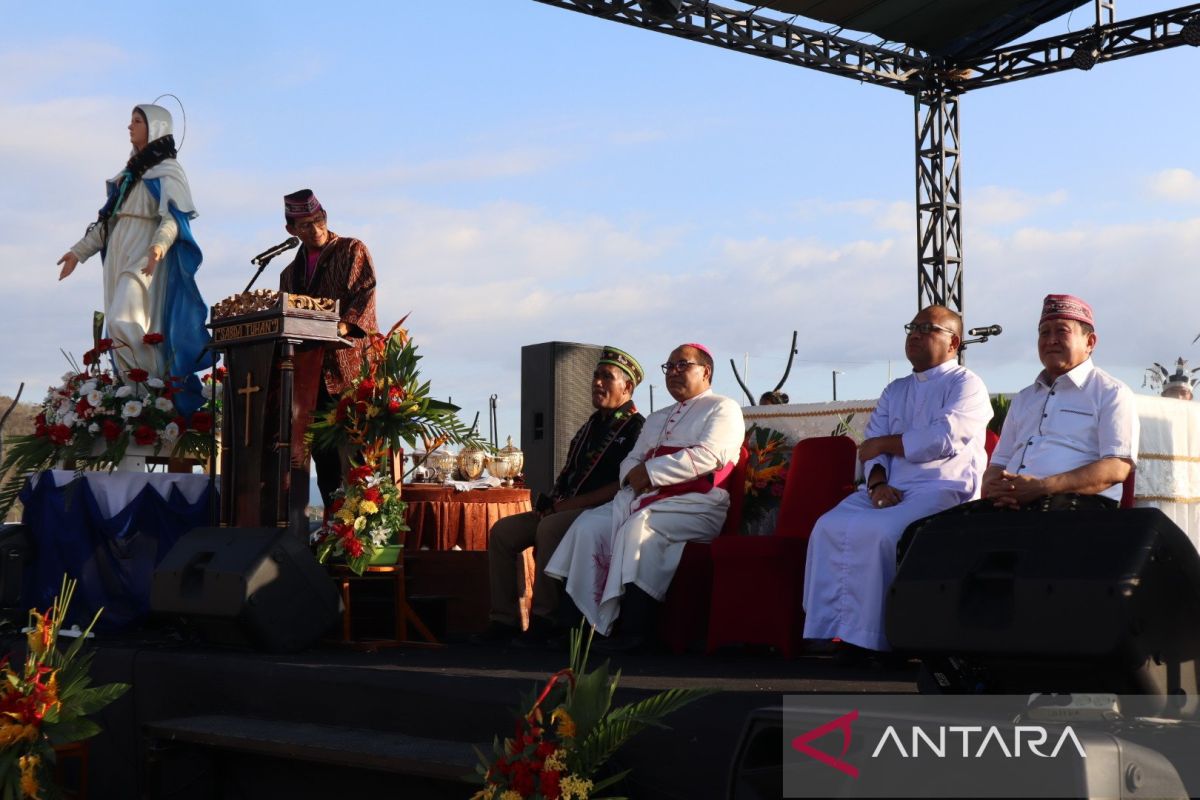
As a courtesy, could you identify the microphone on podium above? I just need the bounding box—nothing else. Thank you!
[250,237,300,266]
[967,324,1003,338]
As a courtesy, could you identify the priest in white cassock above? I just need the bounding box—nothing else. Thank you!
[546,343,745,651]
[803,305,992,658]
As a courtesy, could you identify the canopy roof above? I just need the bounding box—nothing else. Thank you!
[757,0,1093,57]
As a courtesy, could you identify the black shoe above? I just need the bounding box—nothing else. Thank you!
[469,621,519,646]
[592,631,650,654]
[833,641,875,667]
[511,616,559,649]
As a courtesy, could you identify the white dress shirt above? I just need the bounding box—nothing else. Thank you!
[992,358,1139,502]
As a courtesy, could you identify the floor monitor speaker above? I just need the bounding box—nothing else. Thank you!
[886,508,1200,715]
[151,527,338,652]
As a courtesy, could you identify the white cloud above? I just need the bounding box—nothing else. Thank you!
[1147,168,1200,203]
[967,186,1068,227]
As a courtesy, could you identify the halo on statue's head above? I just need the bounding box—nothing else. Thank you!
[152,93,187,151]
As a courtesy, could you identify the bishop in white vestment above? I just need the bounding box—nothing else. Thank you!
[546,344,745,638]
[803,306,992,653]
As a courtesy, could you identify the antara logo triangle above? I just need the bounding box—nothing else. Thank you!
[790,709,860,778]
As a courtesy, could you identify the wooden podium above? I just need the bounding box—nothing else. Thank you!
[207,291,347,538]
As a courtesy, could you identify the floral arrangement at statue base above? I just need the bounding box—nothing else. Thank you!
[313,461,408,576]
[471,625,715,799]
[0,576,130,799]
[0,332,219,518]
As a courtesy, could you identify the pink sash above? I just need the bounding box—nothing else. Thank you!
[633,445,735,512]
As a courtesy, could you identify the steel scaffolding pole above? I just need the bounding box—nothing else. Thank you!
[914,85,963,315]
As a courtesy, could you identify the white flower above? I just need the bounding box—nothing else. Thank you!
[369,529,389,548]
[121,400,144,418]
[162,422,180,442]
[154,396,175,413]
[115,385,134,399]
[80,380,98,395]
[61,411,79,428]
[57,399,73,417]
[88,423,100,434]
[147,377,165,389]
[61,371,75,383]
[87,390,104,407]
[200,383,213,400]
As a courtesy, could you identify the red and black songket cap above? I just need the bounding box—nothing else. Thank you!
[284,189,324,221]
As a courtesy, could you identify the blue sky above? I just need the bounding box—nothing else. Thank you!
[2,0,1198,443]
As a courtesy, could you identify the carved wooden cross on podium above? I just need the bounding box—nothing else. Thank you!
[237,372,260,447]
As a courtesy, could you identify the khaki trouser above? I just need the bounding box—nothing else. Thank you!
[487,508,583,627]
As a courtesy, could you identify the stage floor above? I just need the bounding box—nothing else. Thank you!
[30,624,918,800]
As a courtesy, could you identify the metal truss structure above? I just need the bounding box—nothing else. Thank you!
[532,0,1200,317]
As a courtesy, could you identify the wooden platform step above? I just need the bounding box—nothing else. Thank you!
[145,714,480,781]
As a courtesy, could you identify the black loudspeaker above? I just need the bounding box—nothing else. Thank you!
[520,341,603,499]
[0,524,31,610]
[886,508,1200,714]
[151,527,339,652]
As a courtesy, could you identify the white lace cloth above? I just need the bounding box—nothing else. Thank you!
[744,395,1200,547]
[443,475,502,492]
[30,470,211,519]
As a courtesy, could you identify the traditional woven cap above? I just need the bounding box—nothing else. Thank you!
[599,346,644,386]
[284,189,324,221]
[1040,294,1095,328]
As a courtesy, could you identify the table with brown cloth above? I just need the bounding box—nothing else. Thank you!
[401,484,531,551]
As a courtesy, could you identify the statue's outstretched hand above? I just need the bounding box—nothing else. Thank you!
[57,252,79,280]
[142,245,164,276]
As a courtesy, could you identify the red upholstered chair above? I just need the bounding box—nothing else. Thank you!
[705,435,858,658]
[657,445,750,654]
[984,429,1000,464]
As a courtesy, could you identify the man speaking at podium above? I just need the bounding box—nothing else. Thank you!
[278,189,378,506]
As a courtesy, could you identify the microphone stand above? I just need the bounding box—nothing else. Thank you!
[244,250,286,294]
[958,333,996,355]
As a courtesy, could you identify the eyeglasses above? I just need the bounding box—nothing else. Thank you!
[904,322,955,336]
[661,360,702,374]
[293,218,327,232]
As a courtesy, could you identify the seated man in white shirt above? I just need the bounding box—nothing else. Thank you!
[803,305,993,661]
[983,294,1138,510]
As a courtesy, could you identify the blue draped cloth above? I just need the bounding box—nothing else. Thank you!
[19,471,215,631]
[145,178,211,418]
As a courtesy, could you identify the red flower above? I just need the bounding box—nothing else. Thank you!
[540,770,561,800]
[75,397,92,416]
[133,425,157,446]
[335,395,353,422]
[495,757,512,776]
[536,741,556,758]
[96,338,114,353]
[97,373,113,386]
[102,419,122,441]
[190,411,214,433]
[142,332,165,344]
[511,762,536,797]
[348,465,373,484]
[48,424,72,445]
[213,366,227,382]
[362,486,382,505]
[34,413,47,436]
[82,349,98,366]
[342,534,364,558]
[387,385,406,413]
[127,368,149,383]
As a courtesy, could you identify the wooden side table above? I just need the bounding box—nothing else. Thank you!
[330,562,441,652]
